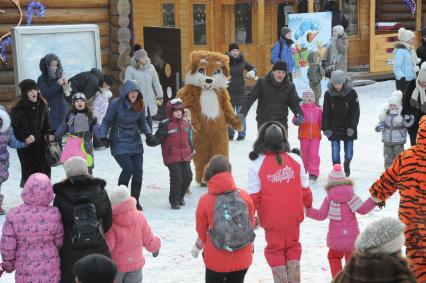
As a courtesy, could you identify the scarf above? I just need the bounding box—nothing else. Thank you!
[327,194,364,221]
[403,42,420,72]
[410,81,426,113]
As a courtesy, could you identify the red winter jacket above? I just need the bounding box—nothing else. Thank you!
[154,103,192,165]
[247,152,312,229]
[195,172,255,272]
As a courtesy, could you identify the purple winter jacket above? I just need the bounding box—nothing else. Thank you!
[306,183,376,251]
[0,173,64,283]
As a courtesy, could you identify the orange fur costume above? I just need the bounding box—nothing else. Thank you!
[177,51,242,184]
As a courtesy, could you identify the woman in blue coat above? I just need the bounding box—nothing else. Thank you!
[100,80,154,210]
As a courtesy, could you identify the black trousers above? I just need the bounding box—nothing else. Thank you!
[205,268,248,283]
[167,162,192,205]
[395,79,412,93]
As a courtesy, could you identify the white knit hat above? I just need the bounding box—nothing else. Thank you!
[398,28,415,43]
[302,88,315,97]
[63,156,88,178]
[328,164,346,184]
[109,185,131,206]
[355,217,406,254]
[388,90,403,107]
[333,25,344,35]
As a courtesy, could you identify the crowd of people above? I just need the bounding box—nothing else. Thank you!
[0,0,424,281]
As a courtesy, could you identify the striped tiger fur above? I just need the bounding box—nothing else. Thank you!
[369,115,426,283]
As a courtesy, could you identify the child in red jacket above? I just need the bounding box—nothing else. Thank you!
[247,121,312,283]
[292,89,322,180]
[149,98,193,209]
[191,154,255,283]
[105,185,160,282]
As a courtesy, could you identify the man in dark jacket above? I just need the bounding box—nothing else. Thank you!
[37,53,68,132]
[416,26,426,66]
[322,70,360,176]
[239,61,304,130]
[53,157,112,283]
[227,43,256,141]
[325,0,349,30]
[69,68,115,101]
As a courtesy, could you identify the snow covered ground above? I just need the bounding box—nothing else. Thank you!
[0,80,403,282]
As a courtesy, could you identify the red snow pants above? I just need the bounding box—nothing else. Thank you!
[264,226,302,267]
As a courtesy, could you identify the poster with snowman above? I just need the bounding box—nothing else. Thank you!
[288,12,332,102]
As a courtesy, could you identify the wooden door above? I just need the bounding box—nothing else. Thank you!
[143,27,182,120]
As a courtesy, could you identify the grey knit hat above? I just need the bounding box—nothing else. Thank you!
[281,27,292,37]
[355,217,406,254]
[64,156,88,178]
[330,70,346,85]
[134,49,148,61]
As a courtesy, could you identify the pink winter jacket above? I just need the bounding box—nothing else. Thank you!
[306,183,376,251]
[105,197,161,272]
[0,173,64,283]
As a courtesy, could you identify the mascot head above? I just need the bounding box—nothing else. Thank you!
[184,50,229,91]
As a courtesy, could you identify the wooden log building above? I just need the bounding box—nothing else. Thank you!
[1,0,426,104]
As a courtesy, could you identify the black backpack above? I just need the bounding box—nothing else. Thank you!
[71,202,104,249]
[209,190,255,252]
[271,40,284,64]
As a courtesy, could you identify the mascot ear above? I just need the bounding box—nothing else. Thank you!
[188,51,199,74]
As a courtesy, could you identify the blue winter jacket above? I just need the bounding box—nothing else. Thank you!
[271,37,295,73]
[37,57,68,130]
[393,44,416,81]
[100,80,151,156]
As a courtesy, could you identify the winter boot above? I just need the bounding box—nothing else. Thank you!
[131,181,143,211]
[287,260,300,283]
[344,159,351,177]
[271,265,288,283]
[0,194,4,215]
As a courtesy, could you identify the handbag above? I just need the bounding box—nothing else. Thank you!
[45,140,62,167]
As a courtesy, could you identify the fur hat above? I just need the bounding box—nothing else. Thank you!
[398,28,415,43]
[330,70,346,85]
[19,79,39,96]
[355,217,406,254]
[272,60,288,72]
[203,154,231,183]
[281,27,292,37]
[333,25,344,35]
[388,90,403,107]
[328,164,347,184]
[64,156,88,178]
[134,49,148,62]
[228,43,239,51]
[0,106,11,133]
[74,254,117,283]
[109,185,131,206]
[379,90,403,122]
[249,121,290,160]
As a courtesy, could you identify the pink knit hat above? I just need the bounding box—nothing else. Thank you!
[328,164,346,184]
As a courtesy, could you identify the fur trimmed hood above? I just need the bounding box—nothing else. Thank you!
[0,106,11,133]
[325,179,354,192]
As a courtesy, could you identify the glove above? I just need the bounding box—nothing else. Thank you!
[323,130,333,138]
[347,128,354,137]
[247,70,256,79]
[400,77,406,82]
[375,125,384,132]
[101,138,110,148]
[145,134,156,146]
[156,98,163,106]
[152,250,159,257]
[191,244,202,258]
[293,114,304,126]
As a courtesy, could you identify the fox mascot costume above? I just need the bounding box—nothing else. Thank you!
[178,51,242,184]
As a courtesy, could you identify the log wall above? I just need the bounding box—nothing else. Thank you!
[0,0,111,105]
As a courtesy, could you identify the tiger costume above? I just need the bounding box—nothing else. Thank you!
[369,115,426,283]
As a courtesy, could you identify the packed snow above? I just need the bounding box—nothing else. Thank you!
[0,80,402,282]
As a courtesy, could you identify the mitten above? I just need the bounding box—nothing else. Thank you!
[347,128,354,137]
[375,124,384,132]
[247,70,256,79]
[191,244,202,258]
[293,114,304,126]
[323,130,333,138]
[101,138,110,148]
[302,188,313,208]
[152,250,159,257]
[156,98,163,106]
[145,133,156,146]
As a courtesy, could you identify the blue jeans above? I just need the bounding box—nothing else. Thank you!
[331,140,353,164]
[228,105,246,138]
